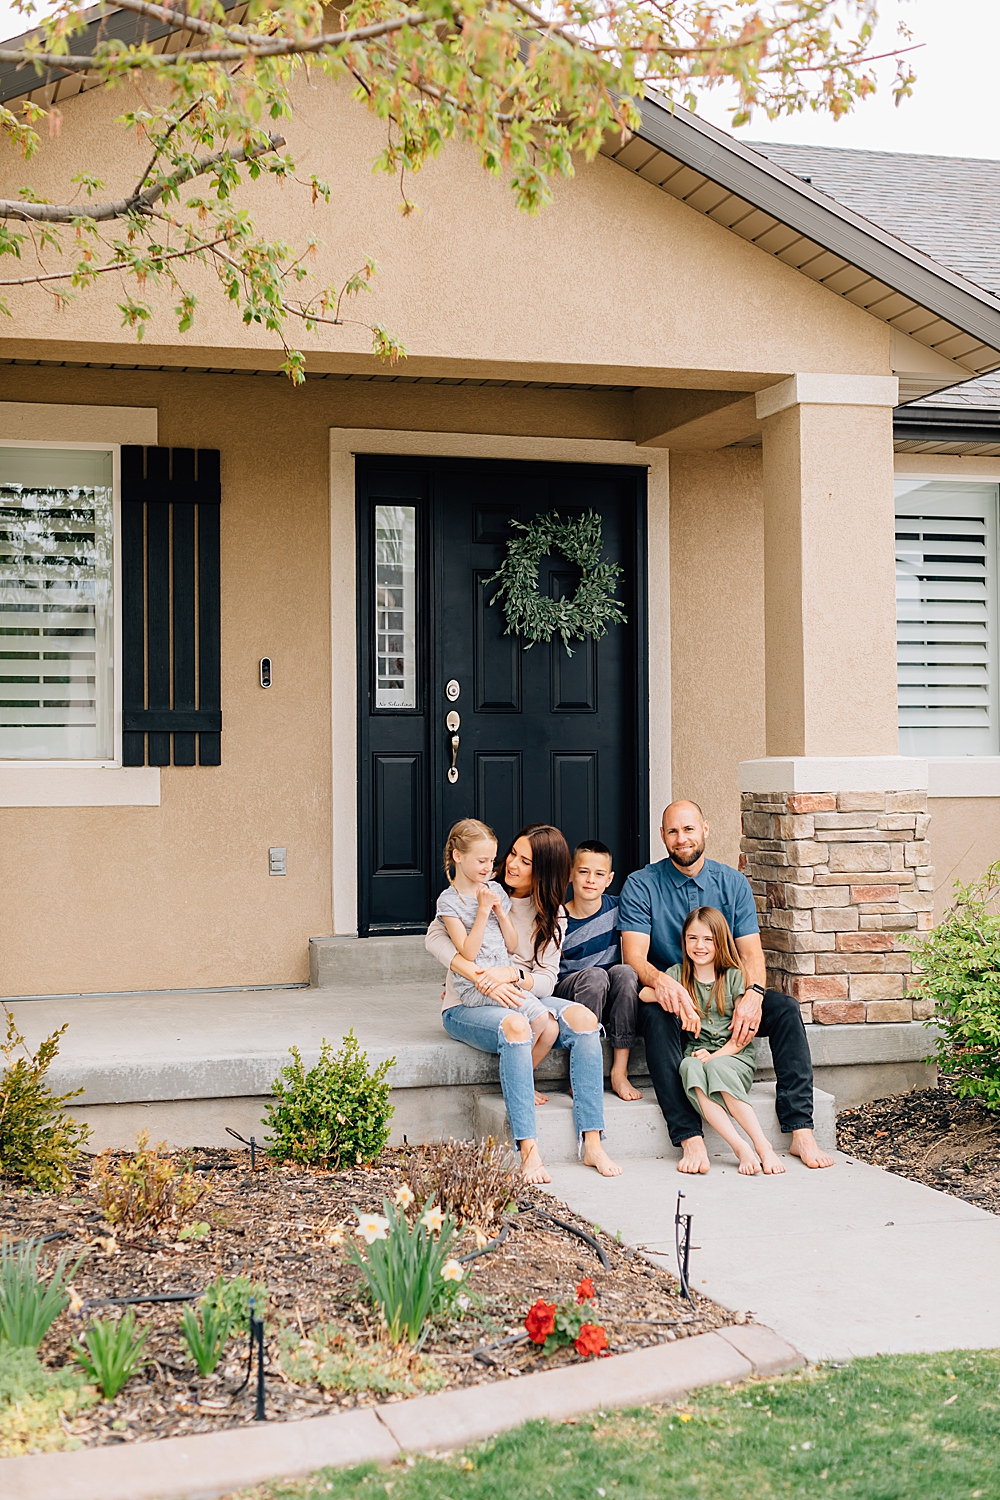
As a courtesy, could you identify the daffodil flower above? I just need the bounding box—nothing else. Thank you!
[441,1259,464,1282]
[394,1184,415,1208]
[328,1226,346,1246]
[421,1205,446,1234]
[356,1213,390,1244]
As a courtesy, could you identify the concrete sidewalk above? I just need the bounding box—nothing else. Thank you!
[544,1150,1000,1363]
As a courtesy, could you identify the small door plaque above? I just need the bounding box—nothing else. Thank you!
[445,679,460,701]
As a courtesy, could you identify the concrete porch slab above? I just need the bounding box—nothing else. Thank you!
[4,951,938,1149]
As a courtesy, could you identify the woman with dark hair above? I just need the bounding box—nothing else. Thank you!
[426,822,621,1185]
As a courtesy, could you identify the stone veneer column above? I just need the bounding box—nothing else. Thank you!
[739,787,935,1024]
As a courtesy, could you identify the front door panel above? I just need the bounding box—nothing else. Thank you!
[358,457,647,935]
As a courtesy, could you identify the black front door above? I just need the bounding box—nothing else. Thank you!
[357,456,648,935]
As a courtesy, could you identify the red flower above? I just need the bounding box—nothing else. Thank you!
[574,1323,608,1359]
[525,1299,557,1345]
[575,1277,596,1304]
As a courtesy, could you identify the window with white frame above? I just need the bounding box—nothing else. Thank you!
[0,446,115,760]
[895,479,1000,756]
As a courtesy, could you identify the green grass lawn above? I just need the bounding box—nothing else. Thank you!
[243,1350,1000,1500]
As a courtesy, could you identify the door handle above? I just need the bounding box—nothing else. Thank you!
[448,733,460,784]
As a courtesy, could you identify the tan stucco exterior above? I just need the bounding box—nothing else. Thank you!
[929,797,1000,921]
[0,72,931,997]
[668,449,765,868]
[761,400,899,758]
[0,77,892,387]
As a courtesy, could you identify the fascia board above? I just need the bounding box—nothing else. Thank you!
[0,0,243,103]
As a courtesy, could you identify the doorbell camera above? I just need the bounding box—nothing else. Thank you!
[260,657,272,689]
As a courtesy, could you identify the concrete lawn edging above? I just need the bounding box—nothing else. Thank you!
[1,1324,802,1500]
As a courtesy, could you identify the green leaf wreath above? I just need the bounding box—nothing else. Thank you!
[485,510,626,655]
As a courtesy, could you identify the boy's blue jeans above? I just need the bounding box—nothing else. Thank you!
[442,1002,605,1145]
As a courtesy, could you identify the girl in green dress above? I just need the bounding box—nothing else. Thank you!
[662,906,785,1177]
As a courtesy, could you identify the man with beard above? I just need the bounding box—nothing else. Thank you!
[619,799,834,1174]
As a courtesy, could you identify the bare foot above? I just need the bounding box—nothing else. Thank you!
[790,1129,835,1169]
[610,1069,643,1101]
[519,1142,551,1185]
[582,1137,623,1178]
[758,1145,786,1175]
[735,1142,762,1176]
[678,1136,710,1174]
[534,1090,549,1106]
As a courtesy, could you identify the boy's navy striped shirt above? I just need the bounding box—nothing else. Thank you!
[559,893,621,977]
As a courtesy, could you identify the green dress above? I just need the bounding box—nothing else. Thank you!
[669,964,756,1114]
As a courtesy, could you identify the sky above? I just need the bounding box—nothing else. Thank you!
[692,0,1000,161]
[0,0,996,162]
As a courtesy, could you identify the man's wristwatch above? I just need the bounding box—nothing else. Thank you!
[748,983,765,997]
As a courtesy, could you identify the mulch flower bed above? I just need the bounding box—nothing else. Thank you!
[838,1082,1000,1214]
[1,1146,741,1453]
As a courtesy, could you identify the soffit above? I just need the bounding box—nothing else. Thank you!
[601,99,1000,397]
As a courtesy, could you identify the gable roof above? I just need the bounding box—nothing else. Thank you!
[600,99,1000,401]
[3,10,1000,407]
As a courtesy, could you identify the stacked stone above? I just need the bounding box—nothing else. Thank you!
[739,791,934,1026]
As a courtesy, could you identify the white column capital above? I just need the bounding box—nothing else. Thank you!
[755,374,899,421]
[739,757,928,794]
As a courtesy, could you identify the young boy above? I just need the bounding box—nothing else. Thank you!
[554,840,642,1101]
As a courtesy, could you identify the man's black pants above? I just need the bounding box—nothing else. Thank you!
[639,988,814,1145]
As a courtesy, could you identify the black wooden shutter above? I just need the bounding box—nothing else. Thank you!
[121,446,222,767]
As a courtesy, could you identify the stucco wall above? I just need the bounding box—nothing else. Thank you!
[668,449,766,867]
[0,366,663,994]
[0,78,890,385]
[928,797,1000,922]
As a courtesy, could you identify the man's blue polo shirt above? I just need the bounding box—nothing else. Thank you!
[617,857,759,971]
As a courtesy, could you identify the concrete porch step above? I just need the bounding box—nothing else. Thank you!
[473,1082,837,1163]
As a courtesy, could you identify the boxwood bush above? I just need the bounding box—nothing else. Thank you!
[264,1030,395,1169]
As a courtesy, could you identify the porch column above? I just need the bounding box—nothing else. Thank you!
[740,375,935,1037]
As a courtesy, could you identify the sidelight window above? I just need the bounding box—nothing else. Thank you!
[895,479,1000,756]
[374,504,416,709]
[0,445,115,760]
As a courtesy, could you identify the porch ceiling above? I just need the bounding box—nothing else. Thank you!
[602,99,1000,402]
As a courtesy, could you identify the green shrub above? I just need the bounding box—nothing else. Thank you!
[0,1344,96,1456]
[0,1010,91,1191]
[264,1030,395,1169]
[910,858,1000,1109]
[0,1236,84,1350]
[348,1198,464,1344]
[71,1310,148,1399]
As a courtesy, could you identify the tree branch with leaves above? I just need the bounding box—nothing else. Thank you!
[0,0,917,381]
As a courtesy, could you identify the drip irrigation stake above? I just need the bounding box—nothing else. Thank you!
[251,1303,267,1421]
[675,1192,694,1309]
[457,1220,510,1264]
[226,1127,259,1171]
[518,1203,610,1271]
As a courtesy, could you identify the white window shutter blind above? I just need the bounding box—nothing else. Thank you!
[895,480,1000,756]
